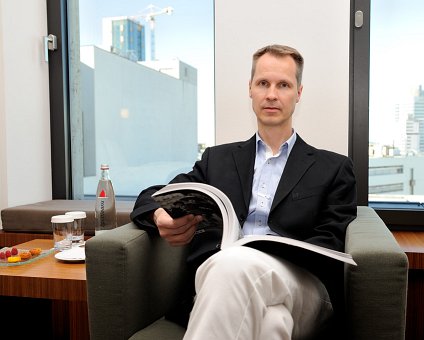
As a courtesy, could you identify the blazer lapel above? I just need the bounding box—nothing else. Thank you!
[271,135,316,210]
[233,135,256,210]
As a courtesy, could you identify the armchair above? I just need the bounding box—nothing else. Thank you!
[85,206,408,340]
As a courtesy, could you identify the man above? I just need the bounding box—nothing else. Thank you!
[131,44,357,339]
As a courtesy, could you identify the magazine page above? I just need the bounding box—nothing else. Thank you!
[152,182,356,266]
[152,183,240,242]
[187,183,241,246]
[231,234,357,266]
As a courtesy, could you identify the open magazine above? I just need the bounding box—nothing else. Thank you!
[152,182,357,266]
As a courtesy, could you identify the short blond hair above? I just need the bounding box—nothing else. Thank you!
[251,44,304,86]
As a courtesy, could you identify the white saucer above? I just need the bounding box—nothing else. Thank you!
[55,247,85,262]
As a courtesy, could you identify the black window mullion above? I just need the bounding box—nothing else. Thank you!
[349,0,370,207]
[46,0,72,199]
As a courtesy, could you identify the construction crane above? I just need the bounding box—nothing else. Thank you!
[137,4,173,61]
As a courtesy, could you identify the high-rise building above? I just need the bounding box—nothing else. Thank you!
[413,86,424,153]
[406,85,424,154]
[102,17,146,62]
[394,85,424,155]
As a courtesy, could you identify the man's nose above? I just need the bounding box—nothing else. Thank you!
[266,86,277,99]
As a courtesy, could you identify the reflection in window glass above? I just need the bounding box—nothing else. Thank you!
[369,0,424,203]
[69,1,214,198]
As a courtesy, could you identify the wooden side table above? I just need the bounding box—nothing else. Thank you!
[392,231,424,340]
[0,239,88,339]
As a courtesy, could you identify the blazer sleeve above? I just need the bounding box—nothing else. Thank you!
[303,156,357,251]
[130,147,212,231]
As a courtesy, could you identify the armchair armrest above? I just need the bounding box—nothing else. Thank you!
[345,206,408,340]
[86,222,188,340]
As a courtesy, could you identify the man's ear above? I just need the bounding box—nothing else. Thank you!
[249,80,252,98]
[296,84,303,103]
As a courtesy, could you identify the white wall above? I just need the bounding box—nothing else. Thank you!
[0,2,6,222]
[0,0,350,224]
[0,0,52,227]
[215,0,350,155]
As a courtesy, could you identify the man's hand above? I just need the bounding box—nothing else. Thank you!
[153,208,203,246]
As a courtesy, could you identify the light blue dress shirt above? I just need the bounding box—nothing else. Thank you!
[242,132,297,236]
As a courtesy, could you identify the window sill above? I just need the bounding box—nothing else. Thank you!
[370,202,424,230]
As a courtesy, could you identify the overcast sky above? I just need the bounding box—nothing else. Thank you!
[369,0,424,144]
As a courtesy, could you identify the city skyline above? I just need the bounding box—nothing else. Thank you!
[370,0,424,146]
[369,84,424,156]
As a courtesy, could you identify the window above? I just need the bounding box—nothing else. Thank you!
[66,0,215,199]
[369,0,424,202]
[351,0,424,227]
[369,165,403,176]
[369,183,403,195]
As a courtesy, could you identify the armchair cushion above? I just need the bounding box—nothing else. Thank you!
[129,318,185,340]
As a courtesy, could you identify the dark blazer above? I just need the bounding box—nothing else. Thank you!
[131,133,357,257]
[131,133,357,326]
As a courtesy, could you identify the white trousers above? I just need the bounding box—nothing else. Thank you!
[183,246,333,340]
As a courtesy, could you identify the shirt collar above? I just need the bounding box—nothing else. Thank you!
[255,130,297,158]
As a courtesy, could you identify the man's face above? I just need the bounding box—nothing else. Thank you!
[249,53,303,130]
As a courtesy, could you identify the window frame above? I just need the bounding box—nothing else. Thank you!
[350,0,424,229]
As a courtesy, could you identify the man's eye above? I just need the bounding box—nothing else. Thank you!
[278,82,289,88]
[258,81,268,87]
